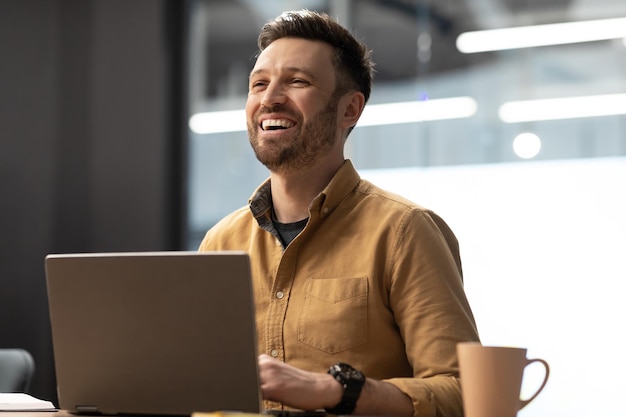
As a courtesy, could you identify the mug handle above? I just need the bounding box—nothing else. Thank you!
[519,358,550,410]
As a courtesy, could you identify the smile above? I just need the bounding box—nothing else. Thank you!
[261,118,295,131]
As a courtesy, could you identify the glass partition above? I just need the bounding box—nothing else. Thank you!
[187,0,626,244]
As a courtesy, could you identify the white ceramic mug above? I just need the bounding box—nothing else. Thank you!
[457,342,550,417]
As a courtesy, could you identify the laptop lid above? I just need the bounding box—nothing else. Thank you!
[45,251,262,416]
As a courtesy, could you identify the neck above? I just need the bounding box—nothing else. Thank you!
[270,157,344,223]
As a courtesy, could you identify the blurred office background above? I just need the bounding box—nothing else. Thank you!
[2,1,625,416]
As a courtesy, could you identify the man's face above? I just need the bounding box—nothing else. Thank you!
[246,37,343,174]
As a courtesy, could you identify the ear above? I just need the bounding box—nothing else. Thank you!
[339,91,365,130]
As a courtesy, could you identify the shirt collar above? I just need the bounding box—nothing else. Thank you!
[310,159,361,217]
[248,159,361,222]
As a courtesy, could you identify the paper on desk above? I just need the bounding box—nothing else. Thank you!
[0,393,57,411]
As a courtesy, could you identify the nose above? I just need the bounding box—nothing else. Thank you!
[260,82,287,109]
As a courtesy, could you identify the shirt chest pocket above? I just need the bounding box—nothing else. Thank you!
[297,277,368,354]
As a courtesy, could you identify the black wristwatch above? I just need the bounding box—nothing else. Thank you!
[325,363,366,415]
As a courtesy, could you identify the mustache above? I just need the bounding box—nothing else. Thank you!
[257,103,296,116]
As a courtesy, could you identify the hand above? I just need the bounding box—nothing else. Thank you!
[258,354,342,411]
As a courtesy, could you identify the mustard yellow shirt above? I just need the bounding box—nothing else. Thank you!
[199,160,479,417]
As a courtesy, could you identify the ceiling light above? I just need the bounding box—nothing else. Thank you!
[189,96,478,135]
[189,110,245,135]
[513,132,541,159]
[457,17,626,53]
[499,93,626,123]
[358,97,477,127]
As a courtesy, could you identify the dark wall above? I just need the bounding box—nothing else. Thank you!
[0,0,186,404]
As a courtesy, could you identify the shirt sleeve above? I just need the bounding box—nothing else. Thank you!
[383,209,480,417]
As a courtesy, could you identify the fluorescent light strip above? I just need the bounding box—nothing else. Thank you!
[457,17,626,53]
[189,97,478,134]
[499,93,626,123]
[358,97,477,127]
[189,110,246,134]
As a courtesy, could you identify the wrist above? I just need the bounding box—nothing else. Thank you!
[322,373,344,410]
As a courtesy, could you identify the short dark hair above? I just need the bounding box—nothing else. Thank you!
[257,10,374,103]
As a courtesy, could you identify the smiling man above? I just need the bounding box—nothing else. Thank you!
[199,10,479,417]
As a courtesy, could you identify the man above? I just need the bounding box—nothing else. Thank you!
[199,10,479,417]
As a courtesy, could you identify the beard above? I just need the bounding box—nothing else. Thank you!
[248,96,340,174]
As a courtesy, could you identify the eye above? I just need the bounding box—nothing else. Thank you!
[291,78,309,86]
[250,80,268,90]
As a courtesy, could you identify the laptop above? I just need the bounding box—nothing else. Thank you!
[45,251,263,416]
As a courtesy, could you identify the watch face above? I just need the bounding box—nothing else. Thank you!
[331,363,365,383]
[347,367,365,383]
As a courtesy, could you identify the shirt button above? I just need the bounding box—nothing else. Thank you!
[270,349,279,357]
[276,291,284,299]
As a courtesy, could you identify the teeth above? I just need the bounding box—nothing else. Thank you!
[262,119,294,130]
